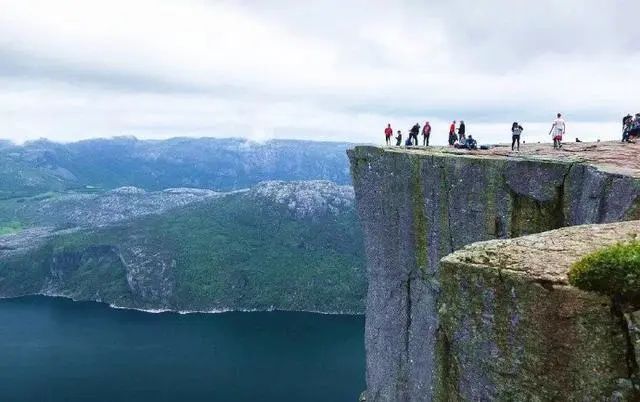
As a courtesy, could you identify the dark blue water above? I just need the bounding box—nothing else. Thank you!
[0,296,365,402]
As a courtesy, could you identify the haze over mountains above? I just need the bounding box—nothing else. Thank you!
[0,137,365,313]
[0,137,353,198]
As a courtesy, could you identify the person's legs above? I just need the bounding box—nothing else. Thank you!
[426,135,429,146]
[516,135,520,151]
[512,135,516,150]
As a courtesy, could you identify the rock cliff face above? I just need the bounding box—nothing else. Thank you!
[348,143,640,401]
[440,221,640,400]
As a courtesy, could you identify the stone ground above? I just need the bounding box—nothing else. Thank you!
[384,141,640,178]
[442,220,640,285]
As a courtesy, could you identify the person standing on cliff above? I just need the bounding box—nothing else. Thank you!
[511,122,523,151]
[549,113,565,149]
[448,120,457,146]
[458,120,466,142]
[384,123,393,146]
[422,121,431,146]
[410,123,420,146]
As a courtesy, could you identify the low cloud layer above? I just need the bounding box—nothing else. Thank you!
[1,0,638,144]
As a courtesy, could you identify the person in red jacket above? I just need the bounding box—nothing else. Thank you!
[422,121,431,146]
[448,120,457,146]
[384,123,393,146]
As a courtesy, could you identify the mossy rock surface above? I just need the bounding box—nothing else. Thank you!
[568,241,640,303]
[439,220,640,400]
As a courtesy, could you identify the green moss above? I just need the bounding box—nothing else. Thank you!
[568,241,640,304]
[510,194,564,238]
[625,198,640,221]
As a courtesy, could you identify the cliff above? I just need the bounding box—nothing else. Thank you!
[440,221,640,400]
[348,142,640,401]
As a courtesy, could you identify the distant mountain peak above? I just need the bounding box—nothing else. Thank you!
[251,180,354,218]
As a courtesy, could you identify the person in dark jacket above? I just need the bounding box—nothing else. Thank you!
[458,120,466,142]
[410,123,420,146]
[395,130,403,146]
[464,135,477,150]
[511,122,523,151]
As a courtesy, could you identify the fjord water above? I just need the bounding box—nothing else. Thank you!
[0,296,365,402]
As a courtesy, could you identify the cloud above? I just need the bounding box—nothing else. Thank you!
[0,0,638,145]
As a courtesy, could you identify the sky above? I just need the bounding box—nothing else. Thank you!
[1,0,639,145]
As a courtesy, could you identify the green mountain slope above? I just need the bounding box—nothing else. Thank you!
[0,181,365,313]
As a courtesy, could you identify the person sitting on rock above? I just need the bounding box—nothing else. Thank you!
[405,137,413,147]
[464,135,478,150]
[395,130,402,146]
[628,114,640,142]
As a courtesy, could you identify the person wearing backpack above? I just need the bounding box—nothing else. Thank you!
[511,122,523,151]
[422,121,431,146]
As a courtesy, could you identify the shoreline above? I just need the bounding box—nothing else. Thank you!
[0,293,364,316]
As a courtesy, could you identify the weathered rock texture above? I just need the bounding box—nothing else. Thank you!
[348,143,640,401]
[440,221,640,400]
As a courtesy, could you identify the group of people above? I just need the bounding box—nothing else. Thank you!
[384,120,477,150]
[623,114,640,142]
[384,113,572,151]
[385,122,433,147]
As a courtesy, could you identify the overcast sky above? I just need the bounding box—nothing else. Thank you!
[1,0,639,145]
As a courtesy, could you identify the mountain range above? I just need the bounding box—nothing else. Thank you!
[0,138,365,313]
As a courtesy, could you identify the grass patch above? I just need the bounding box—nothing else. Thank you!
[568,241,640,304]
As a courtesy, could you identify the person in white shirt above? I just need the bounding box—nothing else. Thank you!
[549,113,566,149]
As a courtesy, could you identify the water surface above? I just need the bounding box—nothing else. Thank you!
[0,296,365,402]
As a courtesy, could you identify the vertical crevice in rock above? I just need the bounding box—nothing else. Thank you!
[612,297,640,381]
[435,324,458,400]
[405,277,412,358]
